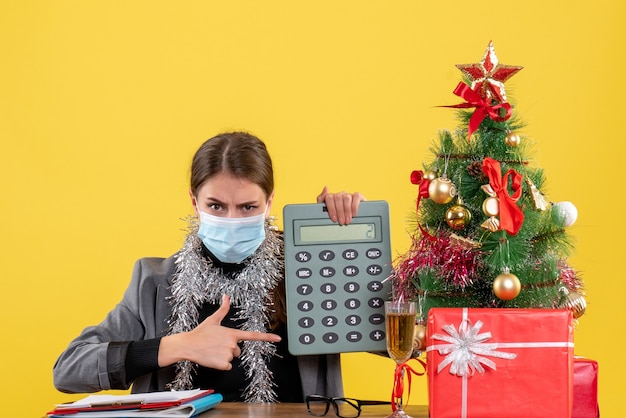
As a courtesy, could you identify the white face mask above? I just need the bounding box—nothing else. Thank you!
[196,208,266,264]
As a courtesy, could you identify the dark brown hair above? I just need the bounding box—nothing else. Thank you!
[190,131,274,198]
[191,131,285,328]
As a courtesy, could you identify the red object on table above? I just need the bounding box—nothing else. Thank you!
[426,308,574,418]
[572,357,599,418]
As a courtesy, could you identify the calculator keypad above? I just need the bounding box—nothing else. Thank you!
[289,246,390,353]
[284,201,392,355]
[294,240,385,349]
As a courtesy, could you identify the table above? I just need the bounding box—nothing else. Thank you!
[199,402,428,417]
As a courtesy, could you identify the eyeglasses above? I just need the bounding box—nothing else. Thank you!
[305,395,391,418]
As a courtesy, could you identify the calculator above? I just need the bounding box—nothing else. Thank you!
[283,200,392,356]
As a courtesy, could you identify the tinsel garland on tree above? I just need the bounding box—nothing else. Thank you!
[389,41,586,323]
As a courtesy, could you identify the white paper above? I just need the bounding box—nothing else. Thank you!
[55,389,204,408]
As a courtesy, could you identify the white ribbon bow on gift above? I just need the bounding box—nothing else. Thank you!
[431,318,517,376]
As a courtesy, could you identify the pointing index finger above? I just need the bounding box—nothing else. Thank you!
[235,329,282,343]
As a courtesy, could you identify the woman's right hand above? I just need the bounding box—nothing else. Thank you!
[316,186,366,225]
[158,295,281,370]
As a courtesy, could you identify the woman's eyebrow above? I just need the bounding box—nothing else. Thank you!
[203,196,225,205]
[236,200,261,208]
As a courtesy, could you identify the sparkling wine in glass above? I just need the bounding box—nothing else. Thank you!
[385,301,417,418]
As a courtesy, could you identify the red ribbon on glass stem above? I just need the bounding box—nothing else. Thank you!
[391,359,427,412]
[442,82,512,139]
[482,157,524,235]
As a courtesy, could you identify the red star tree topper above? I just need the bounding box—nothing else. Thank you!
[456,40,523,102]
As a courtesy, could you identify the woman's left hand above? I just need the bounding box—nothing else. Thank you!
[317,186,366,225]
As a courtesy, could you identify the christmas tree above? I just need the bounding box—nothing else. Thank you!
[390,42,586,338]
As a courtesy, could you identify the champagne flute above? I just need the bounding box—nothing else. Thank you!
[384,300,417,418]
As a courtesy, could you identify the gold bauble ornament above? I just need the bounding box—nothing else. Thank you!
[559,291,587,319]
[413,323,427,351]
[428,176,457,204]
[482,196,500,217]
[493,270,521,300]
[505,131,521,147]
[423,170,438,181]
[446,204,472,230]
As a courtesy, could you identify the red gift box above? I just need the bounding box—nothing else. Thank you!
[572,357,599,418]
[426,308,574,418]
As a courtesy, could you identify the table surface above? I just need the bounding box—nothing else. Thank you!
[199,402,428,417]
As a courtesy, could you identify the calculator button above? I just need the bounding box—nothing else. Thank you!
[323,332,339,344]
[370,330,385,341]
[296,251,312,262]
[345,315,361,326]
[367,281,383,292]
[320,283,337,294]
[346,331,362,342]
[369,313,385,325]
[296,284,314,295]
[299,334,315,345]
[298,317,315,328]
[296,268,312,279]
[321,299,337,310]
[366,248,382,259]
[343,266,359,277]
[366,264,383,275]
[319,267,336,278]
[344,298,361,310]
[297,300,314,312]
[322,316,338,327]
[318,250,335,261]
[342,249,358,260]
[344,282,360,293]
[368,297,385,308]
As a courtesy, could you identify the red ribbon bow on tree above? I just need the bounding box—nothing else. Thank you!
[410,170,431,212]
[443,82,512,139]
[410,170,437,240]
[482,157,524,235]
[391,358,427,412]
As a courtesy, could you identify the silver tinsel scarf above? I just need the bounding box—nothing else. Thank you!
[167,217,284,403]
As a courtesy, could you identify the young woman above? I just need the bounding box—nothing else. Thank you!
[53,131,365,403]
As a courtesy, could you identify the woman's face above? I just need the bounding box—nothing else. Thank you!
[190,172,274,219]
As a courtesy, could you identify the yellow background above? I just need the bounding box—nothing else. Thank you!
[1,1,623,416]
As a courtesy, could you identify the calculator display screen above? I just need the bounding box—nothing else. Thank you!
[299,222,376,243]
